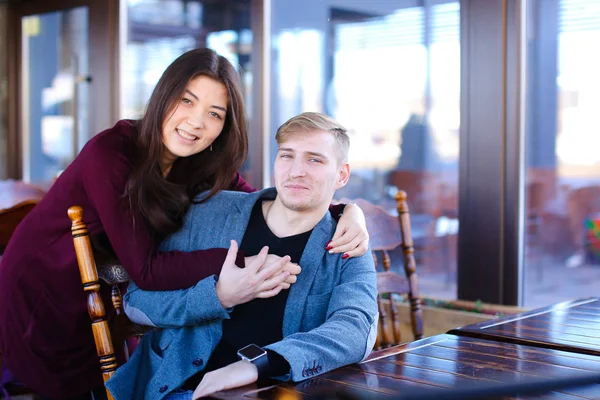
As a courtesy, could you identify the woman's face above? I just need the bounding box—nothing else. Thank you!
[160,75,229,172]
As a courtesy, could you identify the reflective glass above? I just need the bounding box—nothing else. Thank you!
[21,7,89,183]
[270,0,460,299]
[524,0,600,307]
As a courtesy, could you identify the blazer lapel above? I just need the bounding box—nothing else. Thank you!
[222,204,246,245]
[282,214,335,336]
[221,190,272,246]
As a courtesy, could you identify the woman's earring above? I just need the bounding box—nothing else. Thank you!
[210,144,213,152]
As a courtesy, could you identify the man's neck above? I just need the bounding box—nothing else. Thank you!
[262,199,329,238]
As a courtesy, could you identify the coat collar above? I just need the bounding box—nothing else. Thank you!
[221,188,276,243]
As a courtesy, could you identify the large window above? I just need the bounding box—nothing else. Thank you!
[524,0,600,307]
[270,0,460,299]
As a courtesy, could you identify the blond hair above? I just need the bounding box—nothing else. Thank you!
[275,112,350,164]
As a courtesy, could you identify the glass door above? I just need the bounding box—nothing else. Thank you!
[21,7,89,182]
[10,0,114,184]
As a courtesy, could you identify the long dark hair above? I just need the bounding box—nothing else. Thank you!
[125,48,248,239]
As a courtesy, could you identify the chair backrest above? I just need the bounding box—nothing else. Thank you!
[388,170,435,214]
[68,206,123,400]
[339,191,423,349]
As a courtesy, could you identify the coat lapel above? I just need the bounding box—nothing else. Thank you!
[221,190,272,246]
[282,213,335,336]
[222,209,246,246]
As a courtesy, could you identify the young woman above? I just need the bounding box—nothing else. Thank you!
[0,48,368,400]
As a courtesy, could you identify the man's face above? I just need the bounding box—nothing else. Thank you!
[274,130,350,212]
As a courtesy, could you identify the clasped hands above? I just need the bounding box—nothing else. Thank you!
[215,240,301,309]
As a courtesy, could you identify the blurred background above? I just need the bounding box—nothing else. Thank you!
[1,0,599,308]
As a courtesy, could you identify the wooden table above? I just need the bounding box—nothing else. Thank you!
[449,297,600,357]
[211,334,600,399]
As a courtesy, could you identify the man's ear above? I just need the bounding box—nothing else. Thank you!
[335,163,351,189]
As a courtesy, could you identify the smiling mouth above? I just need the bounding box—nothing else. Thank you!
[176,129,199,141]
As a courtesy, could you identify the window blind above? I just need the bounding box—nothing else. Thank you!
[560,0,600,33]
[335,7,424,51]
[432,2,459,43]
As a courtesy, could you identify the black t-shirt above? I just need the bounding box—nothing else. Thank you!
[182,200,312,389]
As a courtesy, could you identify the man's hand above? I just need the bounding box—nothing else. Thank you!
[327,203,369,258]
[245,253,302,289]
[193,361,258,399]
[216,241,292,309]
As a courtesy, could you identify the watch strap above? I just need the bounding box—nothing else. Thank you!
[251,350,269,378]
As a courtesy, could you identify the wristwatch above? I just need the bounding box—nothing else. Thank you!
[237,344,269,377]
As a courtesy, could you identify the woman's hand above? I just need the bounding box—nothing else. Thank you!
[246,254,301,289]
[216,241,292,309]
[327,203,369,258]
[193,361,257,399]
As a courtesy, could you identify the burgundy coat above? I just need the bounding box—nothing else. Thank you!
[0,120,255,399]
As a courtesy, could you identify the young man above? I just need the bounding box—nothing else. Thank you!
[106,112,378,400]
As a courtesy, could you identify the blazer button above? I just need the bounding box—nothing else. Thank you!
[159,385,169,393]
[192,358,204,367]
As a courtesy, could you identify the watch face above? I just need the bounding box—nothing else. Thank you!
[238,344,266,361]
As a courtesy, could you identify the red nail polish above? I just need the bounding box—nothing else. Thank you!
[325,241,332,250]
[342,253,349,259]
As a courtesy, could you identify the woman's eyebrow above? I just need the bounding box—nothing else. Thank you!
[184,88,199,101]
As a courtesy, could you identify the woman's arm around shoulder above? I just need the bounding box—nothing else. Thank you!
[230,172,257,193]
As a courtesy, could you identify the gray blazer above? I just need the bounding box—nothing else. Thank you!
[106,188,378,400]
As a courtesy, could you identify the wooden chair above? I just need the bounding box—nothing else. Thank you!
[68,205,143,400]
[339,191,423,349]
